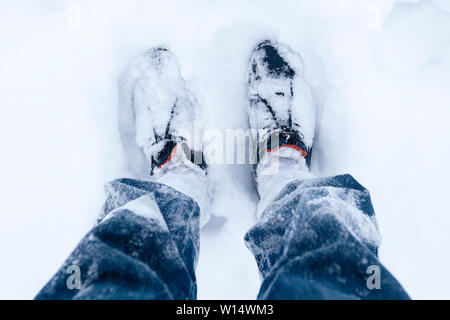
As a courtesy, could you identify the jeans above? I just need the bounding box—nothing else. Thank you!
[35,175,410,300]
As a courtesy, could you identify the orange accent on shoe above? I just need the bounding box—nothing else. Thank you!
[267,144,308,157]
[158,145,178,168]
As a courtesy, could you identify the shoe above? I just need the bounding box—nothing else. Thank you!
[247,40,316,216]
[248,40,316,166]
[118,47,210,226]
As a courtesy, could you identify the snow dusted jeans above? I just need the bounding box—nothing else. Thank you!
[35,175,409,300]
[245,174,409,299]
[36,179,200,299]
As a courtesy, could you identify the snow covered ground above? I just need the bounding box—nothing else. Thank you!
[1,0,450,299]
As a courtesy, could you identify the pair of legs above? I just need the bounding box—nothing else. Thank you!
[36,41,409,300]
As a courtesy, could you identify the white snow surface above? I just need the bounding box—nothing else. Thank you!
[1,0,450,299]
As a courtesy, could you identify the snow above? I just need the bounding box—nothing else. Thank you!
[155,158,212,228]
[1,0,450,299]
[103,194,168,231]
[257,149,314,218]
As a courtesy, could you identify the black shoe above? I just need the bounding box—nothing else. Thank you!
[247,40,315,167]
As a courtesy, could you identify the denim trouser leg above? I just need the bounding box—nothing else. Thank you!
[37,174,409,300]
[35,178,200,300]
[245,174,410,299]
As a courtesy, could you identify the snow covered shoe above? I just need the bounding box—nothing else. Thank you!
[118,47,211,226]
[247,40,316,217]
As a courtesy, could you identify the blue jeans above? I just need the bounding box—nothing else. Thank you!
[35,175,410,300]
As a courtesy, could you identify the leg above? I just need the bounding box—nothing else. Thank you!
[245,40,409,299]
[36,48,210,299]
[245,174,410,299]
[36,179,200,299]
